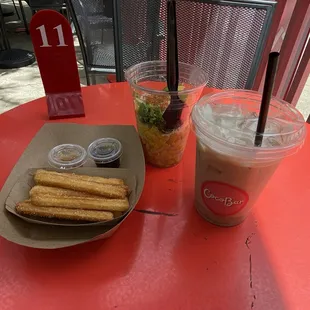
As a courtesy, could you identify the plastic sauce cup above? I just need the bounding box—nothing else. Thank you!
[87,138,123,168]
[48,144,87,170]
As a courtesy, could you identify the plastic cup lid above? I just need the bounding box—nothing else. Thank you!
[87,138,123,164]
[48,144,87,169]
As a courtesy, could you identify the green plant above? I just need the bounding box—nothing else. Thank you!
[137,102,164,127]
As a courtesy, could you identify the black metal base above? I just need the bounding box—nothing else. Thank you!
[0,49,35,69]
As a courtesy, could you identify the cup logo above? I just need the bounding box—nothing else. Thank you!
[201,181,249,216]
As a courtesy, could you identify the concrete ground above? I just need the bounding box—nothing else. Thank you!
[0,0,309,119]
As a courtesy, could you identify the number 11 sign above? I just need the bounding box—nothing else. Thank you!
[30,10,85,119]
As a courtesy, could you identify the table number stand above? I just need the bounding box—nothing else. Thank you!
[30,10,85,119]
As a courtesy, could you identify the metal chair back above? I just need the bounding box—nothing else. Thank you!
[115,0,277,87]
[68,0,276,87]
[28,0,65,9]
[66,0,114,85]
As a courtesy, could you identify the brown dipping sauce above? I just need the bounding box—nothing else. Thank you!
[88,138,123,168]
[94,158,121,168]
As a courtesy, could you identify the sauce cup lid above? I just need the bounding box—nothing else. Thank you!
[88,138,123,164]
[48,144,87,169]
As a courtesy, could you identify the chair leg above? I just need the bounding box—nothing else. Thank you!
[17,0,29,34]
[64,5,70,21]
[11,0,21,20]
[83,69,90,86]
[0,6,11,49]
[91,74,97,85]
[60,8,66,17]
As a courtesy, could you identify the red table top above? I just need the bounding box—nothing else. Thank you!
[0,83,309,310]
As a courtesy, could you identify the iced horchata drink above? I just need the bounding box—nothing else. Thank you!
[125,61,208,168]
[191,90,306,226]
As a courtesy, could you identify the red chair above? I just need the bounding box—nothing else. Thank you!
[254,0,309,106]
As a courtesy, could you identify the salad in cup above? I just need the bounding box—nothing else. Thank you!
[125,61,208,168]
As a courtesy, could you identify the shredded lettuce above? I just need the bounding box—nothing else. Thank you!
[137,102,164,127]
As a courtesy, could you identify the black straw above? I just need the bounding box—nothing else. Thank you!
[254,52,280,147]
[166,0,178,92]
[162,0,184,131]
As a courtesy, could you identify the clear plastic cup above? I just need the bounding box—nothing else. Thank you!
[191,90,307,226]
[125,60,208,168]
[48,144,87,170]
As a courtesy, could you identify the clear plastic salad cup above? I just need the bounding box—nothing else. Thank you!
[191,90,307,227]
[125,60,208,168]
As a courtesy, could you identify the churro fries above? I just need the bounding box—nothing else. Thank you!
[17,201,114,222]
[30,185,101,198]
[34,169,124,186]
[16,170,130,223]
[34,169,127,199]
[31,195,129,212]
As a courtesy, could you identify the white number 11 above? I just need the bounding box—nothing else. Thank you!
[36,24,68,47]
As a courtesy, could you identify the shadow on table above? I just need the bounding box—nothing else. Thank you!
[172,206,288,310]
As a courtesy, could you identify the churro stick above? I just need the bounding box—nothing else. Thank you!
[35,169,124,185]
[30,185,102,199]
[16,201,113,222]
[31,195,130,212]
[34,170,127,198]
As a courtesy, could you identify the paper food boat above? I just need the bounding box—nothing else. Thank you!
[0,124,145,249]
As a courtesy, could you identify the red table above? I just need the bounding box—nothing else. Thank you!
[0,83,309,310]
